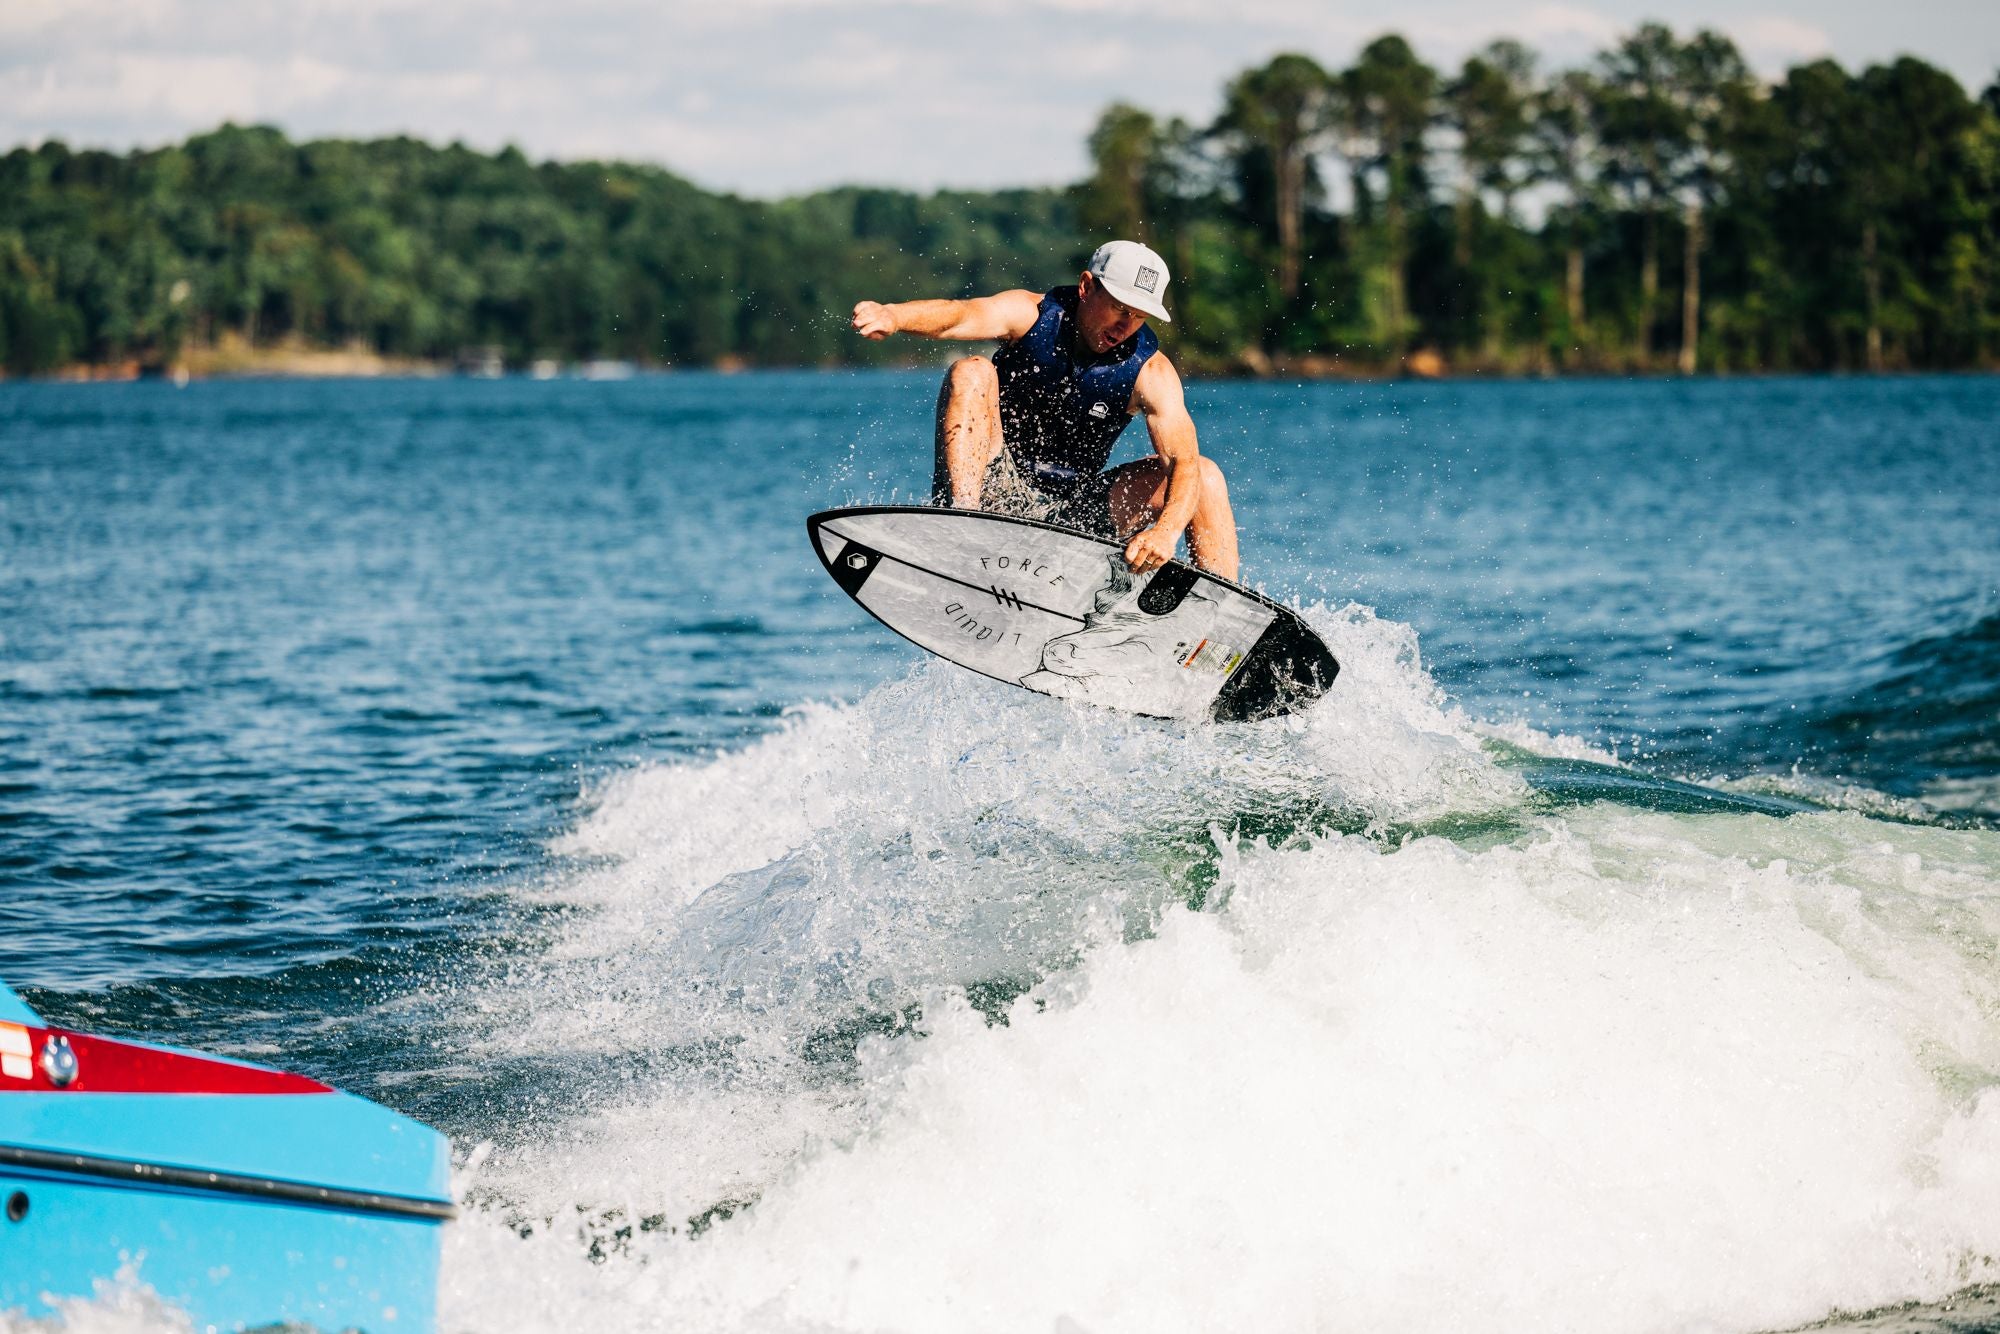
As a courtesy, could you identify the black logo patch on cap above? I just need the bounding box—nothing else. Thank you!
[1135,265,1160,294]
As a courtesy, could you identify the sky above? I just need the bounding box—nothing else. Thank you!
[4,0,1996,198]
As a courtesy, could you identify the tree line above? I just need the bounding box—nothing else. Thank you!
[0,128,1079,374]
[1088,25,1999,373]
[2,23,1996,377]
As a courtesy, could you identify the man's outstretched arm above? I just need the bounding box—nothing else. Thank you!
[852,290,1042,342]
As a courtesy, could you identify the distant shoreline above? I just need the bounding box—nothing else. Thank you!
[16,342,1997,386]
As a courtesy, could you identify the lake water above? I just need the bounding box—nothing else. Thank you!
[3,372,1998,1332]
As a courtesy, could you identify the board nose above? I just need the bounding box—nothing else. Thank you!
[807,514,847,565]
[825,538,883,595]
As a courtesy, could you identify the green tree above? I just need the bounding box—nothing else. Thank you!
[1335,35,1438,353]
[1594,23,1691,364]
[1529,70,1603,352]
[0,233,84,373]
[1446,42,1536,244]
[1856,59,1989,366]
[1080,104,1161,243]
[1444,41,1537,352]
[1216,53,1335,305]
[1669,31,1752,372]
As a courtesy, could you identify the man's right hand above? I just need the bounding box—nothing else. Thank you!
[851,301,899,340]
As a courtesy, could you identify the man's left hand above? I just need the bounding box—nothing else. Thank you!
[1123,524,1178,574]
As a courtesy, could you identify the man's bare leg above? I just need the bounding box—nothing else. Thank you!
[932,356,1004,508]
[1106,455,1241,581]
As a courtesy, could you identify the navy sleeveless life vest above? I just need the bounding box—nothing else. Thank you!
[991,286,1158,497]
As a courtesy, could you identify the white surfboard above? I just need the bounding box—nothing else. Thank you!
[809,506,1338,722]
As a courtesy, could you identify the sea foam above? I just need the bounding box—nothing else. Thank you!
[436,604,2000,1333]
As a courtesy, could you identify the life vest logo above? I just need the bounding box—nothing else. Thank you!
[1134,266,1160,293]
[1088,400,1111,419]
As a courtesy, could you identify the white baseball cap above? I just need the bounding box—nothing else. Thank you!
[1087,239,1172,323]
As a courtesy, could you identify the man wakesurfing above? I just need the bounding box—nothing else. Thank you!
[850,240,1240,581]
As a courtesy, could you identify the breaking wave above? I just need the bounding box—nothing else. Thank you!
[432,603,2000,1334]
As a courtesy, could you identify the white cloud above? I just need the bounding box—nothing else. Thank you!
[1512,4,1625,49]
[1732,15,1835,71]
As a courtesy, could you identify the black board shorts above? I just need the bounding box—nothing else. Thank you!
[937,449,1118,540]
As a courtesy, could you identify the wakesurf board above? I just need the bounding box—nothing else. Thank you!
[808,505,1338,723]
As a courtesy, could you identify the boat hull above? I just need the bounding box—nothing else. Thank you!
[0,1165,442,1330]
[0,985,453,1331]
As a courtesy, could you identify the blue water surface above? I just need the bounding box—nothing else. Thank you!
[2,371,1996,1071]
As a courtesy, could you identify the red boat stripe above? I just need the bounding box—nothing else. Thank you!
[0,1024,332,1095]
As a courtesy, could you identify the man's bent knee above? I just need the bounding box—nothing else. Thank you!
[944,355,996,397]
[1198,456,1228,498]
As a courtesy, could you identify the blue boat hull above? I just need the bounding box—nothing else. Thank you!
[0,983,453,1331]
[0,1168,442,1330]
